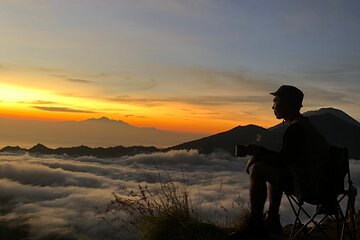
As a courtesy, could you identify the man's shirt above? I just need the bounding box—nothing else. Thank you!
[280,115,330,202]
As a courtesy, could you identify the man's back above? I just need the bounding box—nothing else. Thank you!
[283,115,330,202]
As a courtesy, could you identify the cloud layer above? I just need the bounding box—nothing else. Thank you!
[0,151,359,239]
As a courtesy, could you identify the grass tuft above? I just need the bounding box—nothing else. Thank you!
[104,180,234,240]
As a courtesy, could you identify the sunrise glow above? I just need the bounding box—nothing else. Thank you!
[0,80,273,133]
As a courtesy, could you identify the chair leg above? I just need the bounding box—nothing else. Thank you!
[342,194,357,240]
[340,203,348,240]
[299,208,331,240]
[338,199,356,240]
[287,194,333,240]
[348,188,357,240]
[287,195,302,239]
[335,209,341,240]
[290,207,304,239]
[350,208,357,240]
[286,193,357,240]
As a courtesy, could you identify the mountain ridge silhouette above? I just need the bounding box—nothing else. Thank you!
[1,143,159,158]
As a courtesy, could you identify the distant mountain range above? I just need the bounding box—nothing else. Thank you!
[0,116,204,148]
[1,108,359,159]
[169,108,360,159]
[0,144,159,158]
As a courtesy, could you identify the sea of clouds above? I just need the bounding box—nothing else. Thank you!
[0,150,359,240]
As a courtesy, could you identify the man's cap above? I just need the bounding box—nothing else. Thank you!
[270,85,304,108]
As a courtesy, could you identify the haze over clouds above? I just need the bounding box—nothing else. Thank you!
[0,151,359,240]
[0,117,205,148]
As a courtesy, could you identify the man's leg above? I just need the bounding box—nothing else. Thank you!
[266,182,284,233]
[249,162,283,221]
[229,162,271,239]
[268,182,283,216]
[249,162,268,221]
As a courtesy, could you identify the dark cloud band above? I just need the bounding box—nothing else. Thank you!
[32,106,96,113]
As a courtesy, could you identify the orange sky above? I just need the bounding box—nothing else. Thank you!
[0,81,277,134]
[2,68,359,135]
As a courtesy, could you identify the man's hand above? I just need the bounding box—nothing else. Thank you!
[247,144,266,155]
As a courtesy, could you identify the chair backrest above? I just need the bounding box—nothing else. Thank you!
[316,146,348,203]
[293,146,349,205]
[286,147,357,240]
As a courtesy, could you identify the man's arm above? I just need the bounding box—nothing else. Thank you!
[245,145,280,174]
[246,122,306,170]
[278,122,306,165]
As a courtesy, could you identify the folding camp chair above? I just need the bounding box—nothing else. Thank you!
[285,146,357,240]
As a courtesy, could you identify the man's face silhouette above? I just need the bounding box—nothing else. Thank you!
[272,96,287,119]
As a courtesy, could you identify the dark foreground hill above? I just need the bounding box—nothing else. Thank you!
[169,108,360,159]
[168,124,268,155]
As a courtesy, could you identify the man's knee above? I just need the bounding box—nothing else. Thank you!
[250,162,268,179]
[251,162,284,186]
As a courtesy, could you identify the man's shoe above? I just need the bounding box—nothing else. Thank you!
[229,218,270,240]
[264,212,283,233]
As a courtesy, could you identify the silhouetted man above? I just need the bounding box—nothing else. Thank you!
[230,85,330,239]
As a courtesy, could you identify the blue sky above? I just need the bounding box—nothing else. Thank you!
[1,0,359,132]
